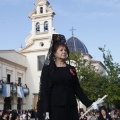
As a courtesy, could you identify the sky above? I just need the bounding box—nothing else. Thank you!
[0,0,120,64]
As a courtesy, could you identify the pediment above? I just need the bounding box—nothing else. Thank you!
[20,37,50,53]
[35,0,50,6]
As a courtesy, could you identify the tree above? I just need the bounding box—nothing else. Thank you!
[69,47,120,107]
[99,46,120,104]
[69,52,106,101]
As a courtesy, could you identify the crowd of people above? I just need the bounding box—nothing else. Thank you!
[0,109,37,120]
[0,107,119,120]
[79,107,120,120]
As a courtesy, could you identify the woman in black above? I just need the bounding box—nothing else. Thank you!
[98,107,112,120]
[37,34,93,120]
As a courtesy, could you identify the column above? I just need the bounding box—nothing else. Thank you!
[11,95,17,110]
[21,98,26,110]
[0,96,4,110]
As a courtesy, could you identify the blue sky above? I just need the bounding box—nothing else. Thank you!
[0,0,120,64]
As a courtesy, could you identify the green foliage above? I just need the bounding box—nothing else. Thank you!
[69,52,105,101]
[99,46,120,104]
[69,49,120,105]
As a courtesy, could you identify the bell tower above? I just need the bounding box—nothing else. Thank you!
[18,0,57,109]
[24,0,56,46]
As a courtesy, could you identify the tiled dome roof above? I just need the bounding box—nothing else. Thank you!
[67,36,88,54]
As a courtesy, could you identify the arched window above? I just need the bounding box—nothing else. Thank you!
[44,21,48,32]
[36,22,40,33]
[40,7,43,13]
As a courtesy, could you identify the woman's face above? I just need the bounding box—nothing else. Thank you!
[101,109,106,116]
[54,45,68,60]
[9,113,12,118]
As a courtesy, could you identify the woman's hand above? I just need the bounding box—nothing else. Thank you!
[44,112,50,120]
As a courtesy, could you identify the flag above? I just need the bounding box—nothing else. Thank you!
[17,86,24,98]
[2,83,10,97]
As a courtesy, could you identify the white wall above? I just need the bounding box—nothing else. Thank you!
[0,51,26,67]
[23,50,48,109]
[0,56,27,110]
[0,60,26,83]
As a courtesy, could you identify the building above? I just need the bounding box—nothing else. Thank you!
[0,0,106,110]
[0,50,28,110]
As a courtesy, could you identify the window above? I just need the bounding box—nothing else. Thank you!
[36,22,40,33]
[18,77,21,84]
[38,55,45,71]
[40,42,44,47]
[44,21,48,32]
[7,74,11,83]
[40,7,43,13]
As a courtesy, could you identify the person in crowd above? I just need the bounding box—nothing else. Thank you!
[11,111,20,120]
[9,112,12,120]
[86,113,91,120]
[1,110,8,120]
[0,110,3,119]
[37,34,96,120]
[34,108,37,120]
[98,106,112,120]
[78,108,84,118]
[89,112,96,120]
[79,111,87,120]
[94,110,100,120]
[26,110,31,120]
[21,110,26,120]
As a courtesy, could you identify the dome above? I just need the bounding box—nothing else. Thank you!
[67,36,89,54]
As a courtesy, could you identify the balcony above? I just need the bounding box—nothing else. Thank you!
[0,82,29,97]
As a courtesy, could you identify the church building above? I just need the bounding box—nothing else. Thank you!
[0,0,106,110]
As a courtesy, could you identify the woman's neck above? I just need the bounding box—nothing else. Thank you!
[55,60,66,67]
[103,115,106,118]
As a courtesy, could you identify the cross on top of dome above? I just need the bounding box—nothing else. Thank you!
[67,28,89,54]
[69,27,76,36]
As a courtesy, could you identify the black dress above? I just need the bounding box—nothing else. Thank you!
[37,64,93,120]
[98,114,112,120]
[50,66,79,120]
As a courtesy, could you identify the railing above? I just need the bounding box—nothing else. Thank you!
[0,83,29,96]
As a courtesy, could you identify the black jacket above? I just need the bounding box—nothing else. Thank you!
[98,114,112,120]
[37,63,93,120]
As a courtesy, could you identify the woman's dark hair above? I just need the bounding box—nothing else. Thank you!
[99,106,107,113]
[99,106,109,117]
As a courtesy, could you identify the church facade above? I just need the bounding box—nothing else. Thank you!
[0,0,106,110]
